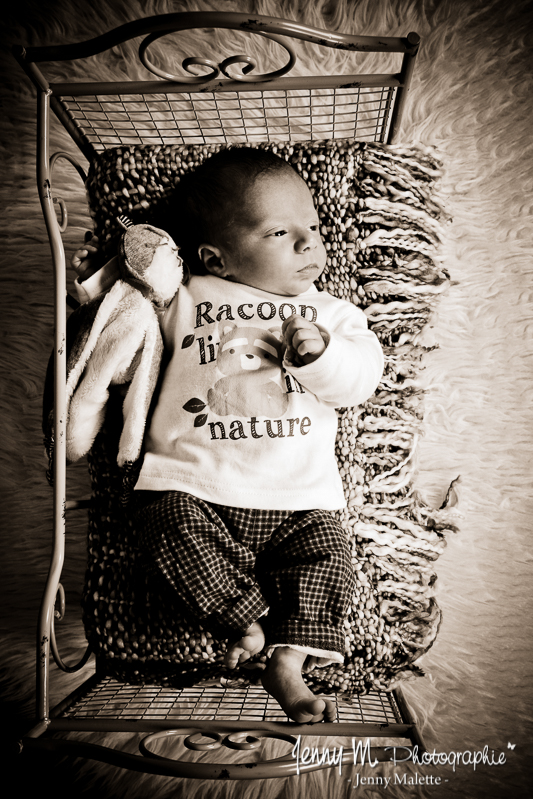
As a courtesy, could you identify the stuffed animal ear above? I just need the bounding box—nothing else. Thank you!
[119,223,183,305]
[119,223,172,280]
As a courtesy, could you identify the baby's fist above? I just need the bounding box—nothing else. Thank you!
[282,314,326,366]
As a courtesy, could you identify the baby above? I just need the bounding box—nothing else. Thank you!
[73,147,384,723]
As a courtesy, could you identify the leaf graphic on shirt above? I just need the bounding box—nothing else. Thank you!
[181,334,195,349]
[183,398,206,413]
[194,414,208,427]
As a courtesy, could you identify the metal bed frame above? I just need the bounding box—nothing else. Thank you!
[13,11,426,779]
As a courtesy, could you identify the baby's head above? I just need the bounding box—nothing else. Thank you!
[165,147,326,297]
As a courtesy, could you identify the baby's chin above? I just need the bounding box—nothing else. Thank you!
[242,277,319,297]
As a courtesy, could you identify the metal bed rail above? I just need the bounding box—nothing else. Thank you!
[20,674,426,779]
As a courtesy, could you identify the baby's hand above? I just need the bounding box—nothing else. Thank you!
[71,233,100,281]
[282,314,326,366]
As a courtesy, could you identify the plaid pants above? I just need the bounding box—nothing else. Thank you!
[133,491,354,658]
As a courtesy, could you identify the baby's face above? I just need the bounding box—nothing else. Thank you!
[214,171,327,296]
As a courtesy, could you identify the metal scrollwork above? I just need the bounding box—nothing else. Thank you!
[53,196,68,233]
[139,729,224,759]
[140,727,298,761]
[184,732,224,752]
[54,581,66,621]
[50,582,92,673]
[139,30,296,84]
[49,152,88,235]
[225,731,264,750]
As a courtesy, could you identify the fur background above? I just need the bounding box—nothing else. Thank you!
[1,0,532,797]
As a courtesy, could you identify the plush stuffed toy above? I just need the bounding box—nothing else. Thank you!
[63,223,183,468]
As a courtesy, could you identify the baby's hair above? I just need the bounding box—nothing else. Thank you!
[162,147,298,274]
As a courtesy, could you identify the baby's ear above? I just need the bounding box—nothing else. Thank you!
[198,244,225,277]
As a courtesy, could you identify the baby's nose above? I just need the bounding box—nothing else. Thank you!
[296,232,317,252]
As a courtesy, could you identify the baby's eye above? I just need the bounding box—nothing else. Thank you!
[273,230,287,237]
[309,224,319,231]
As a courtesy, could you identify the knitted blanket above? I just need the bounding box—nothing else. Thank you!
[81,139,459,695]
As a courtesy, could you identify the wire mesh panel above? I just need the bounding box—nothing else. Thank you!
[60,677,404,724]
[59,86,395,149]
[337,691,402,725]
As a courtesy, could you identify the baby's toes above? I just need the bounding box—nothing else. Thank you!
[323,697,337,723]
[224,644,243,669]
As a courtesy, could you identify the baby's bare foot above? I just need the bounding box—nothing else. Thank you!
[261,647,336,723]
[224,621,265,669]
[303,655,332,673]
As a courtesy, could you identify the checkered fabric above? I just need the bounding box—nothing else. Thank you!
[133,490,354,656]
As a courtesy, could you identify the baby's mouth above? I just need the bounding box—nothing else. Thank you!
[298,263,318,274]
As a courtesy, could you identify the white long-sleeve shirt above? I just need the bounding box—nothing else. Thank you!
[133,274,383,510]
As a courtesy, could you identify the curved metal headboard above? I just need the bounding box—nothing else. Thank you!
[14,11,420,158]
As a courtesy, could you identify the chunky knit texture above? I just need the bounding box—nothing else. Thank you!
[82,139,458,695]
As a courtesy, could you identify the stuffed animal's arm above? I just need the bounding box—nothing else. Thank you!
[118,312,163,466]
[66,293,160,463]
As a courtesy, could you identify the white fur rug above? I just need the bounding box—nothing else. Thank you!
[1,1,532,798]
